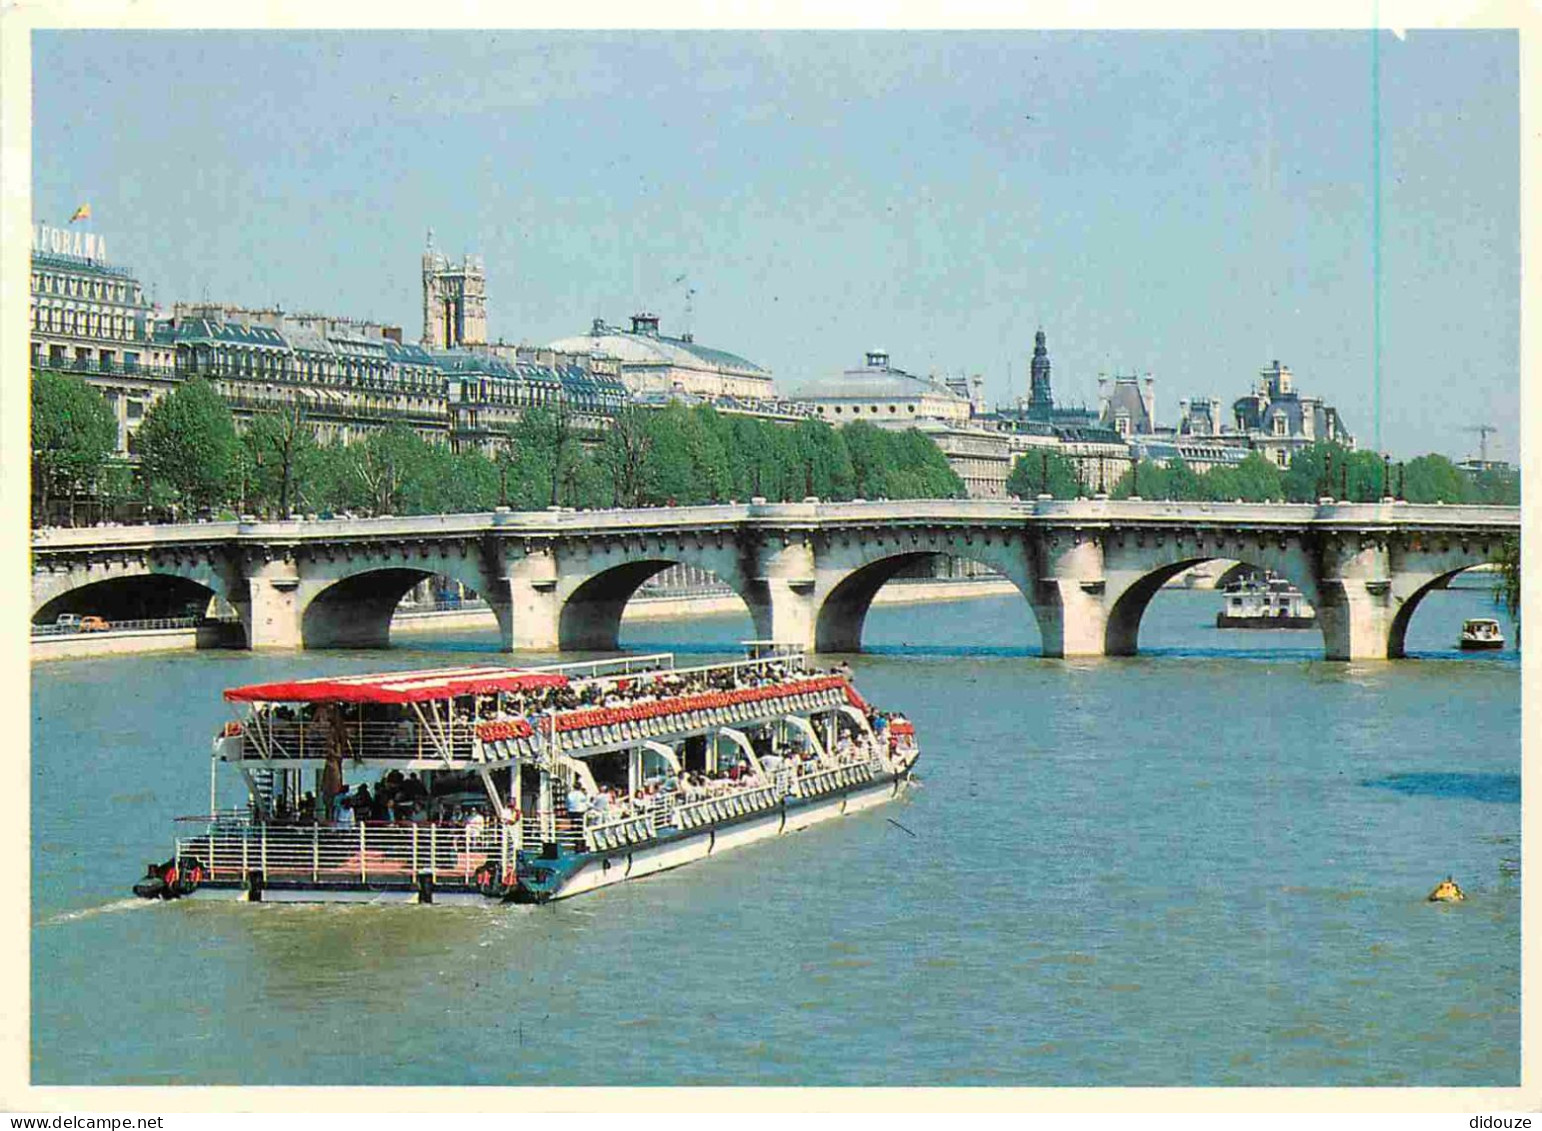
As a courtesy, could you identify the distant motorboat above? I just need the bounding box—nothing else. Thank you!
[1458,617,1505,651]
[1215,571,1316,629]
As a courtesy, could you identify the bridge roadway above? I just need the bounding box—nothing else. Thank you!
[31,498,1519,661]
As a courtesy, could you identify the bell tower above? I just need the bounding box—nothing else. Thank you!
[1028,329,1054,421]
[421,232,488,349]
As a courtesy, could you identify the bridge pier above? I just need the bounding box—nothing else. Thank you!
[748,538,819,650]
[500,566,561,652]
[242,562,303,650]
[1031,532,1109,658]
[1315,578,1402,661]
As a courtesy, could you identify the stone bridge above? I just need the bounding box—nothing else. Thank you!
[30,499,1518,660]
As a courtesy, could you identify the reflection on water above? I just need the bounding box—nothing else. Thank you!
[30,588,1519,1086]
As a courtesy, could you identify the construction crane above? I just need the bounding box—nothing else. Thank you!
[1463,424,1498,467]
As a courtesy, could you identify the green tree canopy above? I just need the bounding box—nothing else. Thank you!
[31,370,118,524]
[135,378,239,512]
[240,400,320,518]
[1005,448,1082,499]
[1402,453,1472,504]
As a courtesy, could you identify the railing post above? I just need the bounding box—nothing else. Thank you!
[312,824,319,883]
[430,824,438,882]
[412,824,419,875]
[261,825,269,875]
[359,823,368,884]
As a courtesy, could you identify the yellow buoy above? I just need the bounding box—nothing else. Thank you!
[1428,876,1466,902]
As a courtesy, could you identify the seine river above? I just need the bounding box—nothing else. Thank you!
[31,584,1519,1087]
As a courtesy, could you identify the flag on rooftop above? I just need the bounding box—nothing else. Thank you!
[69,203,91,223]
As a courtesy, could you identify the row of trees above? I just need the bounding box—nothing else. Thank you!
[1004,442,1521,506]
[31,374,967,523]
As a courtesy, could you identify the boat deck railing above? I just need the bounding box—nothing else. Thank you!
[175,821,515,888]
[243,719,478,763]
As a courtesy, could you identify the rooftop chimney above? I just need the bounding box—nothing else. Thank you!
[630,312,661,337]
[865,349,890,369]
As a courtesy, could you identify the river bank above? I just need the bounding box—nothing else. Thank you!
[31,576,1018,660]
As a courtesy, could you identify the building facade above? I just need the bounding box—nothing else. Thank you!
[1097,373,1158,437]
[548,313,776,400]
[794,350,975,428]
[1231,360,1354,467]
[28,224,178,456]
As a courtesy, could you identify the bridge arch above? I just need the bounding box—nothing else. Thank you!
[812,532,1040,653]
[31,556,243,623]
[32,573,224,625]
[1101,540,1321,657]
[1385,564,1504,658]
[295,555,503,649]
[555,547,758,651]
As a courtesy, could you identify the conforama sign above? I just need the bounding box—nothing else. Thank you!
[33,224,107,261]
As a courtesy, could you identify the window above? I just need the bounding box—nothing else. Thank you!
[907,405,915,413]
[888,405,897,413]
[127,400,144,420]
[1272,415,1288,437]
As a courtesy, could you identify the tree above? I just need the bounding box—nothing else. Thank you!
[1005,448,1081,499]
[512,404,580,508]
[1470,465,1521,505]
[1111,459,1170,500]
[241,398,319,518]
[1204,452,1284,502]
[135,378,240,513]
[1402,453,1473,504]
[1492,534,1519,625]
[31,370,118,525]
[1163,456,1204,501]
[344,424,432,515]
[598,404,655,508]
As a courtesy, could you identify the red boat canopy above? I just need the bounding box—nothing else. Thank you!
[224,665,570,705]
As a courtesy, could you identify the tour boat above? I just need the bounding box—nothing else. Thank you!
[1215,571,1316,629]
[1458,618,1505,651]
[130,644,919,905]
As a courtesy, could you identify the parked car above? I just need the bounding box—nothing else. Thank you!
[79,615,111,632]
[53,614,82,631]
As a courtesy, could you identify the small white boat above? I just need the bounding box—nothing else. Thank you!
[1459,618,1505,651]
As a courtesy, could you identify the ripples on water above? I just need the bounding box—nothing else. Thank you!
[30,587,1519,1086]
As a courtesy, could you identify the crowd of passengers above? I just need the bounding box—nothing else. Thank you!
[262,768,495,829]
[255,661,859,750]
[561,717,915,831]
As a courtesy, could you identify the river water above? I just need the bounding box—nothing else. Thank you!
[31,584,1519,1087]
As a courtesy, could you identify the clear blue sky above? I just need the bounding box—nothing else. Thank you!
[31,29,1518,462]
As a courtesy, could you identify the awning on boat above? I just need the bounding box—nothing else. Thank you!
[224,665,570,704]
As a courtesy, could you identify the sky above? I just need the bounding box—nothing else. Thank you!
[30,29,1520,462]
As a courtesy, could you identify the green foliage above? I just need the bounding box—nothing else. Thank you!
[1492,534,1520,625]
[1202,452,1285,502]
[1402,453,1471,504]
[1005,448,1083,499]
[31,370,118,523]
[134,378,240,511]
[240,401,320,517]
[1110,459,1169,500]
[1469,465,1521,505]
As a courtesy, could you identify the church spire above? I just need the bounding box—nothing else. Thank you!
[1028,329,1054,420]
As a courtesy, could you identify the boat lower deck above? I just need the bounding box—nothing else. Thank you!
[164,758,915,904]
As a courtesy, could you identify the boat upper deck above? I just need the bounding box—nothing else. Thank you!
[222,648,868,769]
